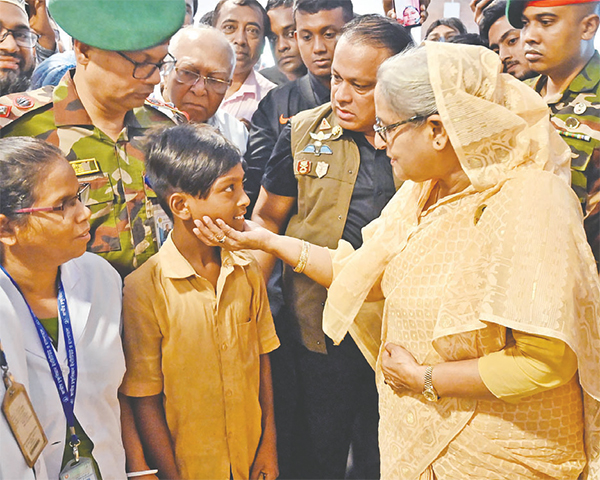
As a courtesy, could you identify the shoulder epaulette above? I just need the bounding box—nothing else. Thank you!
[0,85,54,130]
[144,97,189,124]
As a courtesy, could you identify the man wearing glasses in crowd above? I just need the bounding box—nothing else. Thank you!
[157,25,248,154]
[0,0,187,278]
[0,0,36,95]
[212,0,276,124]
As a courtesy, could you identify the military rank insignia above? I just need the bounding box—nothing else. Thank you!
[70,158,101,177]
[0,105,11,117]
[319,118,331,130]
[303,131,333,156]
[296,159,312,175]
[315,161,329,178]
[13,95,34,110]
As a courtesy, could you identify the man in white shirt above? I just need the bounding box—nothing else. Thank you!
[212,0,276,124]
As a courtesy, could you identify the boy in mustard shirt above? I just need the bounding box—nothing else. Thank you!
[120,124,280,480]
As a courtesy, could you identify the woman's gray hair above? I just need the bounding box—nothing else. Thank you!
[376,45,437,120]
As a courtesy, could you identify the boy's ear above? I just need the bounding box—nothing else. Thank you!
[169,192,192,221]
[0,215,18,247]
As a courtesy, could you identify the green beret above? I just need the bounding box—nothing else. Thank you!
[48,0,186,51]
[506,0,528,28]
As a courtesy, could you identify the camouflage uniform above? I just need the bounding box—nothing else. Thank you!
[529,52,600,269]
[0,72,183,277]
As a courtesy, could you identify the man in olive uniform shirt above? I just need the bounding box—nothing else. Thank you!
[508,0,600,269]
[0,0,186,277]
[253,16,413,479]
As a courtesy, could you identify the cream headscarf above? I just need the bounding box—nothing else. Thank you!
[323,41,571,358]
[322,42,600,477]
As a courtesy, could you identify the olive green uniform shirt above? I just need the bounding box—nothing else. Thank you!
[529,52,600,268]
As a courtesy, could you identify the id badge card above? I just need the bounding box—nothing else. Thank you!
[1,380,48,467]
[59,457,98,480]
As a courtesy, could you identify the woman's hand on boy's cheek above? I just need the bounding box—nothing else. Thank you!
[249,436,279,480]
[193,217,271,251]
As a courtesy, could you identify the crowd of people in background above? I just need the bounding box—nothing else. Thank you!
[0,0,599,479]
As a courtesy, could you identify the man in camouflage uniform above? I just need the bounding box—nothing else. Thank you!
[0,0,187,277]
[508,0,600,269]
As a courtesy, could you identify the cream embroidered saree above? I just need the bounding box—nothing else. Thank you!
[322,42,600,479]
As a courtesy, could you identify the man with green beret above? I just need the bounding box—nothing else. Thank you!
[0,0,186,278]
[507,0,600,270]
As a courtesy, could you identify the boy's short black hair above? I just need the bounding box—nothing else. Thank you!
[479,0,507,43]
[293,0,354,23]
[143,124,243,220]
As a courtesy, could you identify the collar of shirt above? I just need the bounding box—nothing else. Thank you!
[531,50,600,103]
[565,50,600,95]
[159,233,252,280]
[308,72,331,105]
[224,69,262,103]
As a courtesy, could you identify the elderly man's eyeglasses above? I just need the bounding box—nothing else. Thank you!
[0,28,39,48]
[374,115,427,143]
[173,67,232,94]
[15,183,90,216]
[117,52,176,80]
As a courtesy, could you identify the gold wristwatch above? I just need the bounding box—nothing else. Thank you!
[422,366,439,402]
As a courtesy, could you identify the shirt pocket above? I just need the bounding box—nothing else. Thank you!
[82,172,121,253]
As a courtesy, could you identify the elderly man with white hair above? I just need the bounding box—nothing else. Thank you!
[158,25,248,153]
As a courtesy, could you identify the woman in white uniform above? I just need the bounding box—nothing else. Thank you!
[0,137,126,479]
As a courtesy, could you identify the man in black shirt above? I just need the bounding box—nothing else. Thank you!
[244,0,353,213]
[253,15,413,479]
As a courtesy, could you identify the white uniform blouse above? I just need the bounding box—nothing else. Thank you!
[0,252,126,480]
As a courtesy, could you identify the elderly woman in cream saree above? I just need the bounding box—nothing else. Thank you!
[194,42,600,480]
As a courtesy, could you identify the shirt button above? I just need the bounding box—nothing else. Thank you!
[62,366,70,375]
[348,170,353,174]
[225,389,233,397]
[338,215,342,220]
[221,343,228,351]
[316,341,321,345]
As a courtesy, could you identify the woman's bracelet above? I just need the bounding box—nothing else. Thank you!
[293,240,311,274]
[126,469,159,478]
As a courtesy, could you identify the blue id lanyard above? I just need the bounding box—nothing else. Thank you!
[0,264,81,460]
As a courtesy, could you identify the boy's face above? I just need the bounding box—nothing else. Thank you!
[185,163,249,231]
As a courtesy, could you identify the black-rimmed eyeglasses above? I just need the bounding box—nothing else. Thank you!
[116,52,176,80]
[374,115,427,143]
[0,27,39,48]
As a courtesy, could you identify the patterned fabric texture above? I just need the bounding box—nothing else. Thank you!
[322,42,600,479]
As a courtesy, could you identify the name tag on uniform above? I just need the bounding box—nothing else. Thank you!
[60,457,98,480]
[2,379,47,467]
[70,159,101,177]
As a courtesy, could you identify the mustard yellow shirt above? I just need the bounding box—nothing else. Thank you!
[120,236,279,480]
[479,330,578,404]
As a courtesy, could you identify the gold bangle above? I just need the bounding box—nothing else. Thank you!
[293,240,310,273]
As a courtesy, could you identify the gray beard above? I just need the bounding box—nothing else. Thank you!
[0,68,33,96]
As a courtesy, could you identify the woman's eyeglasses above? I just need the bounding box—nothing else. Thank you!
[374,115,428,143]
[15,183,90,216]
